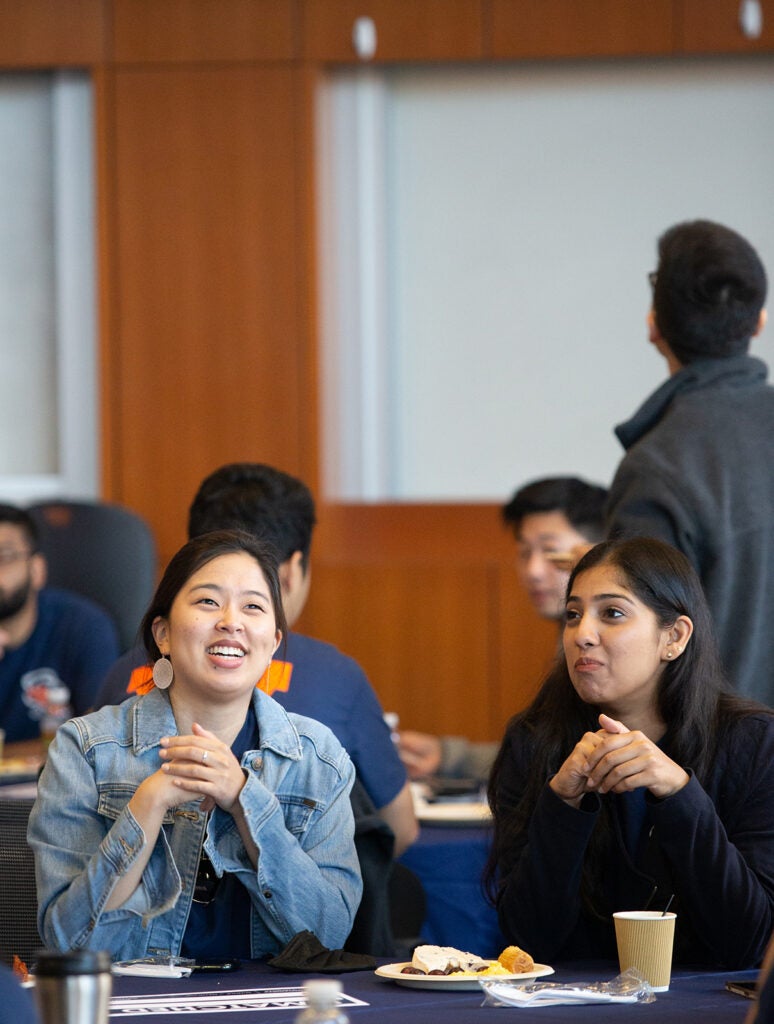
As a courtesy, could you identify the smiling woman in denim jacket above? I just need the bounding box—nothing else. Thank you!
[29,530,361,961]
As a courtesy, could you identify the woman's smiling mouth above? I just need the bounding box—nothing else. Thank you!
[207,644,246,659]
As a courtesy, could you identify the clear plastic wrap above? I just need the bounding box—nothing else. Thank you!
[479,967,655,1007]
[112,956,196,978]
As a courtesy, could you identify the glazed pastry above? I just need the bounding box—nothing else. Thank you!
[498,945,535,974]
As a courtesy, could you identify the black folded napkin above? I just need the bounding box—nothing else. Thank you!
[267,930,377,973]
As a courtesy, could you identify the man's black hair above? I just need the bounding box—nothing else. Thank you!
[653,220,767,364]
[187,463,316,570]
[502,477,607,542]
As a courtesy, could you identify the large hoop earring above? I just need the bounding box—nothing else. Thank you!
[153,656,174,690]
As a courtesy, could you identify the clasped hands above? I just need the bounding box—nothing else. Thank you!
[148,722,247,814]
[549,714,689,808]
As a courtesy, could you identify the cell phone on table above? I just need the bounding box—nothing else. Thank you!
[725,979,757,1000]
[193,959,241,973]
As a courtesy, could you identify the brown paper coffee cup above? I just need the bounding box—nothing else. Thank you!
[613,911,676,992]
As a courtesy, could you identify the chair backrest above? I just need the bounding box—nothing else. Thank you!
[345,778,397,957]
[388,861,427,960]
[0,798,40,968]
[27,500,157,653]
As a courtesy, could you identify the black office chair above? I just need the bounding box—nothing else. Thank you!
[27,499,157,653]
[345,779,397,957]
[388,861,427,960]
[0,798,41,968]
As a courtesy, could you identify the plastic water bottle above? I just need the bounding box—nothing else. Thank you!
[294,980,350,1024]
[40,683,72,747]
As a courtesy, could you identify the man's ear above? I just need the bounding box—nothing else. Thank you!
[280,551,305,596]
[30,552,47,591]
[754,308,767,337]
[648,309,683,373]
[647,308,661,346]
[152,616,170,655]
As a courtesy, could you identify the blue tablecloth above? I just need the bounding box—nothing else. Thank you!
[109,959,757,1023]
[398,823,505,955]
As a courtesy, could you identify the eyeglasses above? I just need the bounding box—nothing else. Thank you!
[0,549,33,567]
[647,271,658,290]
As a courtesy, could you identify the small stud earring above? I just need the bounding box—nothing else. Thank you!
[665,651,673,659]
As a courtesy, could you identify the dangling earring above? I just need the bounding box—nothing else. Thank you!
[153,656,174,689]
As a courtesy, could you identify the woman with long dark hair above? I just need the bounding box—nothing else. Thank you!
[30,530,361,960]
[485,537,774,969]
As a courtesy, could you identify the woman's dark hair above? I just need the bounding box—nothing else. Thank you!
[484,536,758,909]
[141,529,288,662]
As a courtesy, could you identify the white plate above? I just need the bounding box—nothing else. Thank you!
[415,801,492,826]
[375,962,554,990]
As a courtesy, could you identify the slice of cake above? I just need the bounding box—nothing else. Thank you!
[411,945,490,975]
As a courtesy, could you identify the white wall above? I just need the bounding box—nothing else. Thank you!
[319,57,774,501]
[0,72,97,505]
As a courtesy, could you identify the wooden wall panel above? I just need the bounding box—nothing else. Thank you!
[297,504,558,742]
[489,0,675,59]
[300,0,484,62]
[678,0,774,52]
[299,561,497,740]
[0,0,106,66]
[111,0,296,63]
[312,503,516,564]
[494,562,559,730]
[105,65,303,564]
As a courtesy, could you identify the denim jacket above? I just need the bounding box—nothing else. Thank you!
[28,687,362,960]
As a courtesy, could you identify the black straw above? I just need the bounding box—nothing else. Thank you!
[661,894,675,916]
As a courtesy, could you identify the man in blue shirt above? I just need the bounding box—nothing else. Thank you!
[95,464,418,856]
[0,504,120,743]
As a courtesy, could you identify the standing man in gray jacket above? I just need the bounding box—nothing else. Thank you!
[607,219,772,706]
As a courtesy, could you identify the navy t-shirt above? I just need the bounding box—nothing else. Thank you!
[0,588,120,742]
[181,707,259,959]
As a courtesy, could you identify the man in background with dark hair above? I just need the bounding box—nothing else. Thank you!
[0,503,119,743]
[397,476,607,782]
[607,219,773,707]
[96,463,418,856]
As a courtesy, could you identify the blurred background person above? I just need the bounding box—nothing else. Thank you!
[395,479,606,782]
[397,476,607,784]
[0,504,118,744]
[607,220,773,707]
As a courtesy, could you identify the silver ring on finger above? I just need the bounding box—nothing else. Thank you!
[201,749,208,763]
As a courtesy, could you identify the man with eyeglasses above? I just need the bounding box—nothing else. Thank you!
[606,219,773,707]
[0,504,119,745]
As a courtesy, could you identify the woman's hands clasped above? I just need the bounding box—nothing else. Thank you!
[549,713,689,807]
[135,722,247,816]
[156,722,247,814]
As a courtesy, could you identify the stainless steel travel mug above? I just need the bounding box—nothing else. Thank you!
[33,950,112,1024]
